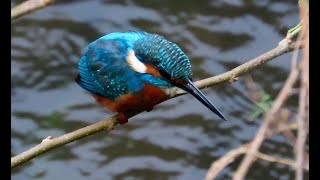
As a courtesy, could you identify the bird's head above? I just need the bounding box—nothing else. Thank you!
[130,31,227,120]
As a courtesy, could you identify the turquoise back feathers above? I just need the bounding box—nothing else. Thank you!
[76,30,192,99]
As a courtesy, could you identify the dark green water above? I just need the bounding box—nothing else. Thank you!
[11,0,304,179]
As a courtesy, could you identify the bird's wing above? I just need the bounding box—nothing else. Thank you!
[76,38,144,99]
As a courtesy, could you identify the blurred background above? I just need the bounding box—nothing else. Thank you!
[11,0,303,179]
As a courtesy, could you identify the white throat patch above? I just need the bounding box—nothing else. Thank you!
[126,50,147,73]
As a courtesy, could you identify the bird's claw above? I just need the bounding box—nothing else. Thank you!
[117,112,128,125]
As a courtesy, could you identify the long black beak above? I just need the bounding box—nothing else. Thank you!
[179,79,228,121]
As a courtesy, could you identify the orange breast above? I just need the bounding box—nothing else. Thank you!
[145,63,161,76]
[93,84,168,112]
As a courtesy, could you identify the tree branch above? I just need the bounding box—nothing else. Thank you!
[11,37,301,169]
[255,151,301,170]
[168,38,300,98]
[295,1,309,179]
[12,113,119,168]
[11,0,55,21]
[205,143,249,180]
[205,143,307,180]
[205,121,302,180]
[232,41,301,180]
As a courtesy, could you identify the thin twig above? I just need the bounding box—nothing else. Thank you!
[205,143,305,180]
[205,121,306,180]
[232,8,307,178]
[11,0,55,21]
[244,75,261,101]
[171,39,301,97]
[295,1,309,179]
[11,110,143,168]
[255,151,303,170]
[12,114,119,168]
[205,143,249,180]
[281,129,309,170]
[232,40,301,180]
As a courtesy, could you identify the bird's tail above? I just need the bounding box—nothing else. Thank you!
[75,73,94,93]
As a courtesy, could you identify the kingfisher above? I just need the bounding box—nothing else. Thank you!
[76,30,227,124]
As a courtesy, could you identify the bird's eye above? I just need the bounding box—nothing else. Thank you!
[159,69,171,80]
[158,69,187,85]
[171,77,186,84]
[159,69,177,84]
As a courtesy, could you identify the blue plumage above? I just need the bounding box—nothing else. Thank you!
[76,30,228,121]
[76,30,190,99]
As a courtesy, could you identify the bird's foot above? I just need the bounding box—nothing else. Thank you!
[117,112,128,125]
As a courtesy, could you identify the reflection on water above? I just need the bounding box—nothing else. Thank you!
[12,0,303,179]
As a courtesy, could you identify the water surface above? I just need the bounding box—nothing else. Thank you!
[12,0,302,179]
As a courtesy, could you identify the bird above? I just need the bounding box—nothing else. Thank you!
[75,30,227,124]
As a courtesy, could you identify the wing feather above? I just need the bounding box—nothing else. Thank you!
[76,38,144,99]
